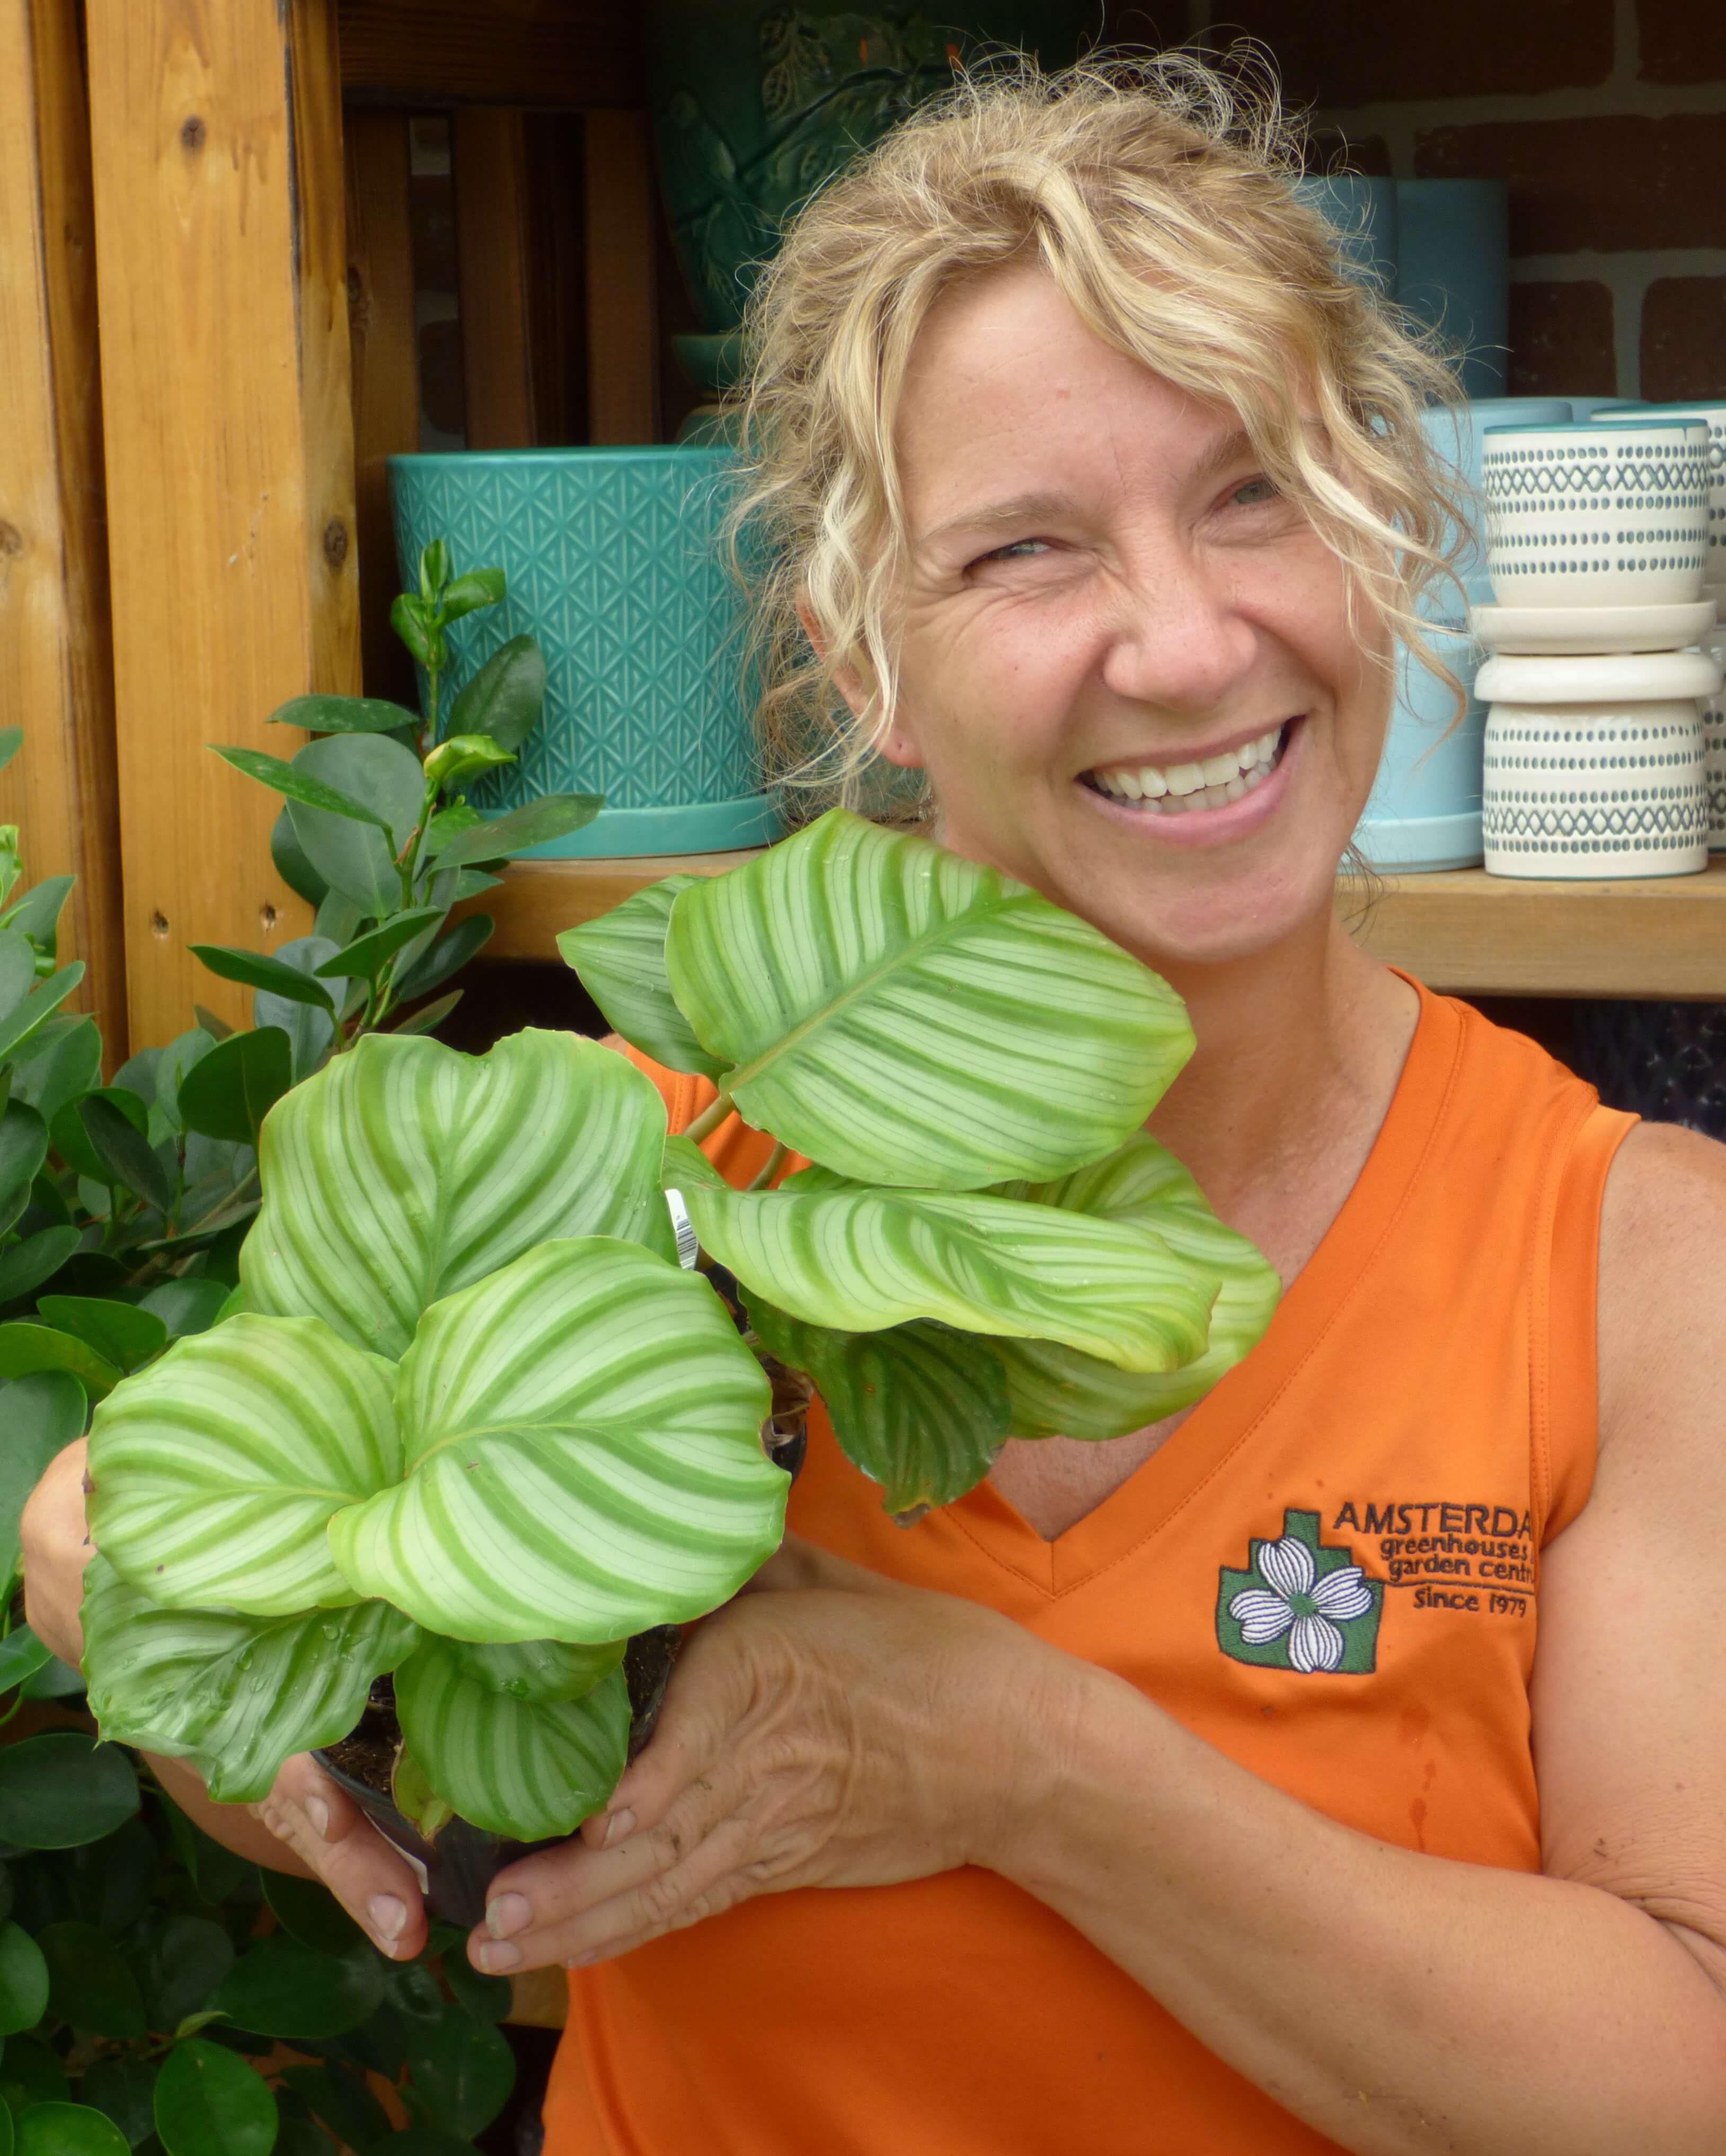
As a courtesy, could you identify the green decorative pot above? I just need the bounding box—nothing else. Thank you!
[388,448,781,857]
[647,2,1094,389]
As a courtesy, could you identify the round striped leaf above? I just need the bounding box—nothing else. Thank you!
[684,1178,1218,1374]
[988,1134,1281,1439]
[328,1238,782,1642]
[81,1555,420,1803]
[86,1314,400,1614]
[747,1303,1008,1521]
[395,1641,630,1840]
[443,1634,625,1705]
[243,1029,675,1358]
[664,810,1193,1188]
[558,875,724,1081]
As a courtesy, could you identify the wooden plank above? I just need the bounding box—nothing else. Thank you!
[582,109,657,445]
[0,0,128,1059]
[86,0,359,1048]
[454,851,767,956]
[337,0,640,109]
[465,852,1726,1001]
[453,106,536,449]
[1351,859,1726,998]
[344,107,420,704]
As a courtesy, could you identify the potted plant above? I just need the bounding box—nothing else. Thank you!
[77,809,1278,1922]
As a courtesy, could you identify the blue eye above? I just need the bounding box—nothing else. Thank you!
[981,538,1050,563]
[1232,476,1279,507]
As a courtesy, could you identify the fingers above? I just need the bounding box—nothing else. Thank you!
[20,1439,94,1665]
[255,1755,429,1961]
[741,1532,894,1598]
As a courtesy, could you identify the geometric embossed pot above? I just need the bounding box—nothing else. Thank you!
[389,447,782,857]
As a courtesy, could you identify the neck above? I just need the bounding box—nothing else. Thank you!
[1145,910,1418,1229]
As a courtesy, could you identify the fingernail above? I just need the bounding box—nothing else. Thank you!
[486,1893,530,1940]
[476,1939,521,1973]
[603,1807,636,1847]
[367,1894,407,1944]
[305,1795,330,1838]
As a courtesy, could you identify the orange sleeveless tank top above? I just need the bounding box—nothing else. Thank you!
[542,982,1635,2156]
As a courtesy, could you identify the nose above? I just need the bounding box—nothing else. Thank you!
[1095,546,1262,717]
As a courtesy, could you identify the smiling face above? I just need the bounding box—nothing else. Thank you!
[870,264,1392,973]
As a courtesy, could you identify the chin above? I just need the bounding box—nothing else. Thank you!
[1050,846,1346,979]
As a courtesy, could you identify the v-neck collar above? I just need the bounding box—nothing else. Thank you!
[950,980,1466,1599]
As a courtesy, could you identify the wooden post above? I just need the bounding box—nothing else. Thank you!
[453,107,537,450]
[582,110,658,445]
[0,0,128,1059]
[344,108,419,703]
[85,0,359,1048]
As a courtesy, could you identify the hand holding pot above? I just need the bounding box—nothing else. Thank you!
[467,1537,1066,1975]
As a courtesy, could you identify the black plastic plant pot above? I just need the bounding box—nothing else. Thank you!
[313,1625,683,1931]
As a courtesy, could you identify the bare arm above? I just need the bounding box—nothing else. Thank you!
[477,1125,1726,2155]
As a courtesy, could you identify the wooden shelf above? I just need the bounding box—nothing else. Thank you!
[470,851,1726,999]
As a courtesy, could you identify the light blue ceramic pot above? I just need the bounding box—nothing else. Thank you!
[1353,397,1571,872]
[1395,180,1508,398]
[1565,396,1640,421]
[388,447,781,858]
[1293,176,1398,296]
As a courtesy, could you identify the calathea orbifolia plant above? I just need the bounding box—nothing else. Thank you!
[563,806,1281,1521]
[200,539,601,1059]
[77,809,1276,1850]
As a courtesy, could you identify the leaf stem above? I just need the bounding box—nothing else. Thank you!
[746,1141,787,1192]
[681,1092,732,1146]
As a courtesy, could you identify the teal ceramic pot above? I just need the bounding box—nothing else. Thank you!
[1395,180,1508,398]
[389,448,781,858]
[646,2,1092,388]
[1564,396,1639,421]
[1293,176,1398,298]
[1353,397,1570,873]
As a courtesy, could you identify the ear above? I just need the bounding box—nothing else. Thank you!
[795,597,926,771]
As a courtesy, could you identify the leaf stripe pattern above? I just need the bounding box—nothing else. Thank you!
[329,1239,783,1643]
[665,811,1194,1188]
[686,1181,1219,1374]
[81,1555,420,1803]
[395,1640,631,1841]
[243,1030,674,1359]
[86,1314,400,1613]
[988,1133,1282,1439]
[559,876,726,1081]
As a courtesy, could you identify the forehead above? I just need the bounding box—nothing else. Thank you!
[893,263,1246,530]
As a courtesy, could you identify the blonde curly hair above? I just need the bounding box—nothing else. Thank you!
[727,51,1467,822]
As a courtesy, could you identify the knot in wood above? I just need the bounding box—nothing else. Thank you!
[0,522,22,557]
[322,518,349,570]
[180,114,206,152]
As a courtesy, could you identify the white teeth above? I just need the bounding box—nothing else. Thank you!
[1088,722,1289,812]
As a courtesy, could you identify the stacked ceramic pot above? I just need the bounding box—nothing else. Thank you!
[1470,413,1719,877]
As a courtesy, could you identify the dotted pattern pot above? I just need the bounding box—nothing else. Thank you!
[1705,616,1726,850]
[1481,702,1707,877]
[1598,403,1726,587]
[1480,420,1710,608]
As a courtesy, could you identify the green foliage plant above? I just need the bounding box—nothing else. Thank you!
[78,808,1279,1858]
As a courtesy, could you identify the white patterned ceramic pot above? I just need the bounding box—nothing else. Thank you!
[1599,403,1726,588]
[1477,651,1716,879]
[1480,419,1710,608]
[1705,616,1726,850]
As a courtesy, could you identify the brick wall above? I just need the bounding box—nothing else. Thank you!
[1179,0,1726,398]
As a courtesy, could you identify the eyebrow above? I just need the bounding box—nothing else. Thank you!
[914,428,1260,551]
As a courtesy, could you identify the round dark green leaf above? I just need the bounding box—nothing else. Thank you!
[56,1817,157,1932]
[133,1915,234,2034]
[48,1090,146,1186]
[258,1877,365,1959]
[0,1635,50,1699]
[0,1371,85,1591]
[176,1032,293,1151]
[274,2064,385,2154]
[0,1230,83,1309]
[135,1281,230,1343]
[0,1737,139,1850]
[213,1938,384,2039]
[271,2117,334,2156]
[401,2006,513,2137]
[38,1922,146,2038]
[438,1955,508,2025]
[0,1869,12,1928]
[16,2102,128,2156]
[365,2132,477,2156]
[77,2056,157,2149]
[1,2035,66,2117]
[0,1928,48,2036]
[152,2040,276,2156]
[0,1107,48,1211]
[35,1300,166,1378]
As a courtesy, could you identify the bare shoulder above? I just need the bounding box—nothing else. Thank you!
[1596,1119,1726,1452]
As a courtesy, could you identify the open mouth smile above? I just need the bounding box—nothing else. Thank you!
[1079,721,1295,815]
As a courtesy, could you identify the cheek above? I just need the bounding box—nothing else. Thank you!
[897,595,1092,768]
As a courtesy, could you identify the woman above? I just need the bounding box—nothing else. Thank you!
[24,59,1726,2156]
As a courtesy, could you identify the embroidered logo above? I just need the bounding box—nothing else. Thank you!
[1217,1507,1384,1674]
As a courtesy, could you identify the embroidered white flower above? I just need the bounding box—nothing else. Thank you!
[1229,1534,1374,1672]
